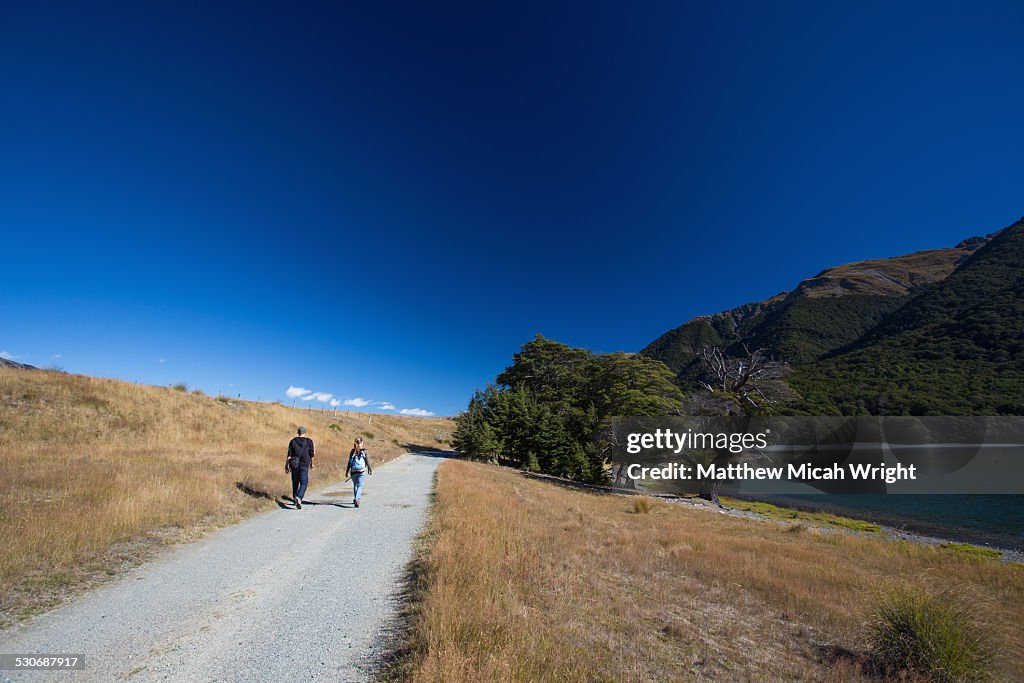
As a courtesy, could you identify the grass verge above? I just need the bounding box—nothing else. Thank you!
[386,460,1023,682]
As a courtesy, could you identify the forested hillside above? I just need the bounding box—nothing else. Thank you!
[640,218,1022,416]
[791,219,1024,415]
[642,235,990,380]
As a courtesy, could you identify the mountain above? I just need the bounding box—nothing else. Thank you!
[791,219,1024,415]
[641,218,1021,415]
[638,293,785,384]
[642,234,991,379]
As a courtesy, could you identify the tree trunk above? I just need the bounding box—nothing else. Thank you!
[698,450,730,506]
[698,479,722,506]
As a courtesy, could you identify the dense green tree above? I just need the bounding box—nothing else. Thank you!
[457,335,684,482]
[490,385,539,467]
[588,352,683,423]
[530,403,590,479]
[496,334,593,408]
[452,385,504,460]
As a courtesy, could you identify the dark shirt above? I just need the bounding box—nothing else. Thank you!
[288,436,315,467]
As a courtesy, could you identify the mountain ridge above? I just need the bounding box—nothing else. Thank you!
[642,233,992,374]
[791,217,1024,414]
[640,218,1021,415]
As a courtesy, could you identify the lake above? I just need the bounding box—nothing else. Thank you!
[746,493,1024,550]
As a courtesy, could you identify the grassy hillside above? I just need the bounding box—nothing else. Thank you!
[794,245,976,298]
[793,219,1024,415]
[388,460,1023,682]
[0,366,452,626]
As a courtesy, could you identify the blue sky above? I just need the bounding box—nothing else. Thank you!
[1,1,1022,416]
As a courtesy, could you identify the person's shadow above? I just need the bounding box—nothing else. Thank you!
[278,495,356,509]
[302,499,356,508]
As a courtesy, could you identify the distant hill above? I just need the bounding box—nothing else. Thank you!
[641,218,1022,415]
[0,358,37,370]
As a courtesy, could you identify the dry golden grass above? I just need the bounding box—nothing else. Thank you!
[391,460,1024,682]
[0,367,452,626]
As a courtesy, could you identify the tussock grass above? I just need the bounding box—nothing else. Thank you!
[631,496,655,514]
[0,367,452,626]
[868,584,994,681]
[389,460,1023,682]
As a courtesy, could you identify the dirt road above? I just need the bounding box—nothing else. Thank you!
[0,452,443,682]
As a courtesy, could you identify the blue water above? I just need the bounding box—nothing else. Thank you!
[747,494,1024,551]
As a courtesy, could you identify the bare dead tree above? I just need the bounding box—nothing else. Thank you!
[689,344,788,503]
[698,344,789,410]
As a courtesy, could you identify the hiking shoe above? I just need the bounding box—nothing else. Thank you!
[354,499,359,508]
[295,497,302,509]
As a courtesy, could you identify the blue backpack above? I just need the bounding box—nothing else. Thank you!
[349,450,367,472]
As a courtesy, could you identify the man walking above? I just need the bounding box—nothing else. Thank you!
[285,426,315,509]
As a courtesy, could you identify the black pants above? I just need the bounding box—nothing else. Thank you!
[291,466,309,500]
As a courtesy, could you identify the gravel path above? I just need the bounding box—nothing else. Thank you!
[0,452,443,683]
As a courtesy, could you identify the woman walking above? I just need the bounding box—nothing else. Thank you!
[345,437,373,507]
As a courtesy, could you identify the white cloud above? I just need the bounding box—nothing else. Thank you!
[329,398,340,407]
[343,397,371,407]
[158,358,166,364]
[286,386,312,399]
[0,351,19,360]
[303,391,334,402]
[400,408,435,417]
[52,353,63,359]
[378,402,396,411]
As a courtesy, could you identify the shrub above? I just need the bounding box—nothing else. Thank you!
[170,382,188,392]
[867,584,993,682]
[632,497,653,514]
[362,431,375,440]
[523,452,539,472]
[328,423,343,432]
